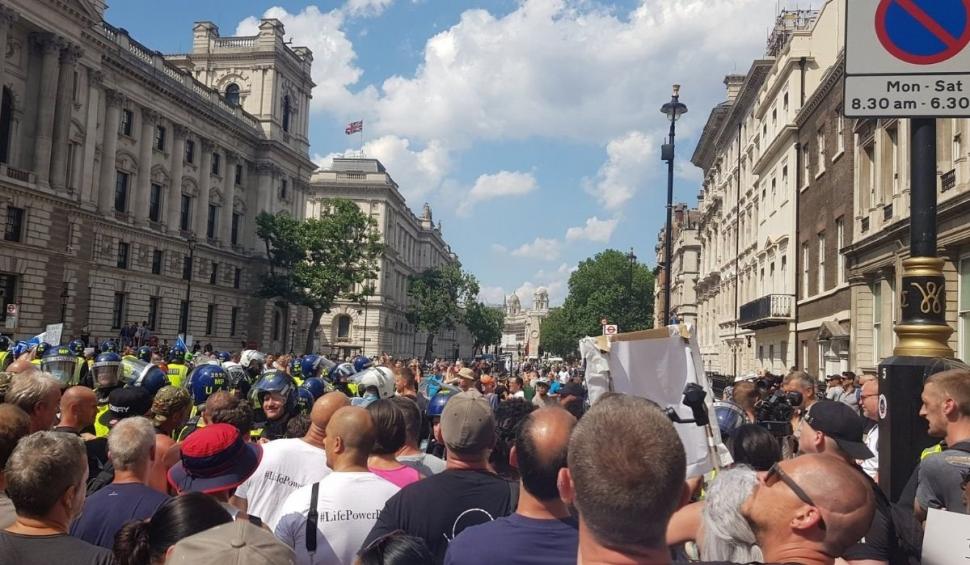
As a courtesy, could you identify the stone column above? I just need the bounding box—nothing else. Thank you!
[97,89,124,215]
[219,151,237,247]
[0,7,19,83]
[243,162,259,251]
[31,33,63,187]
[166,124,188,233]
[50,43,81,191]
[194,139,213,237]
[80,69,102,206]
[133,108,157,225]
[256,162,274,216]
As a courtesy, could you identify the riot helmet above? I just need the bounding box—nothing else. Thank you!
[185,364,228,406]
[100,340,120,354]
[249,369,296,421]
[92,352,123,389]
[42,345,79,387]
[136,346,153,363]
[67,339,85,357]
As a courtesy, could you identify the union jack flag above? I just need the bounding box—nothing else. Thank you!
[345,120,363,135]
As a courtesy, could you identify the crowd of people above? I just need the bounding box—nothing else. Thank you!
[0,332,968,564]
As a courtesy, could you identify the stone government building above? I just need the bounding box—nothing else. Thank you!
[0,0,472,357]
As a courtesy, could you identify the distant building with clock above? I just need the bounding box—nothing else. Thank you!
[501,288,549,360]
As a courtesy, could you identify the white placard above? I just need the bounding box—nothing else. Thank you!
[45,323,63,346]
[922,508,970,564]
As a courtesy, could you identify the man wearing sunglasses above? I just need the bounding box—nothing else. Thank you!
[741,453,875,564]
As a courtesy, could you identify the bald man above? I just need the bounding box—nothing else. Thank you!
[275,406,400,565]
[52,386,109,485]
[231,391,350,529]
[742,454,875,563]
[445,407,578,565]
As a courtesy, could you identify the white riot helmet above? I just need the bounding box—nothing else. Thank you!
[240,350,265,371]
[353,366,396,399]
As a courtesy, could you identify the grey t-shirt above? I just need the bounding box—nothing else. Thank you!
[398,452,447,476]
[916,448,970,513]
[0,531,114,565]
[0,493,15,529]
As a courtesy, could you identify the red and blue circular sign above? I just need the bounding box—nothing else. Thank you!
[876,0,970,64]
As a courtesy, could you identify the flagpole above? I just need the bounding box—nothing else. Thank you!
[359,122,364,155]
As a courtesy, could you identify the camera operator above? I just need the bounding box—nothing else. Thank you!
[783,371,819,437]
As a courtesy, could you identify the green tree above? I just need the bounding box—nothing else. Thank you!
[406,263,480,361]
[465,302,505,356]
[540,249,654,356]
[256,199,383,354]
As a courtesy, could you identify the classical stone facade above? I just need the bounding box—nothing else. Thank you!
[0,0,315,352]
[654,203,701,329]
[501,289,549,361]
[307,157,474,360]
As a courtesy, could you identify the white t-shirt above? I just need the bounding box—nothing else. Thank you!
[234,438,330,529]
[860,425,879,479]
[275,472,400,565]
[511,390,525,400]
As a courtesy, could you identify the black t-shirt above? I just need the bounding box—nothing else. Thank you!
[360,468,515,564]
[0,531,114,565]
[52,428,109,488]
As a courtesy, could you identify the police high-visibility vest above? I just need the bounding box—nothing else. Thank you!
[0,351,8,371]
[921,442,944,460]
[94,403,111,438]
[167,363,188,388]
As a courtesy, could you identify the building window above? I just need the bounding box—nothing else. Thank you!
[955,133,963,162]
[888,126,899,195]
[801,242,810,298]
[272,309,282,341]
[207,205,217,239]
[802,144,810,186]
[209,261,218,285]
[206,304,215,335]
[225,83,240,106]
[0,87,11,164]
[147,296,159,331]
[337,315,351,339]
[185,139,195,164]
[816,128,826,174]
[151,249,163,275]
[183,255,192,281]
[231,213,240,245]
[864,141,877,206]
[211,152,221,176]
[230,306,238,336]
[872,282,882,363]
[282,95,292,133]
[4,206,24,242]
[114,171,129,213]
[180,195,191,232]
[961,258,970,359]
[0,274,17,324]
[117,242,129,269]
[179,300,189,334]
[836,217,846,284]
[233,267,241,289]
[836,110,845,153]
[235,163,243,186]
[112,292,126,329]
[154,125,166,151]
[120,109,133,136]
[149,183,162,223]
[280,178,288,200]
[817,231,826,293]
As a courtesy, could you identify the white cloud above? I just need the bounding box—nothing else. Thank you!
[314,135,451,202]
[490,243,508,253]
[457,170,537,216]
[510,237,561,260]
[583,131,654,211]
[565,216,618,243]
[478,285,507,305]
[343,0,394,17]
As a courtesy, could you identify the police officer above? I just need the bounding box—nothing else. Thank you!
[136,346,153,363]
[166,345,189,388]
[0,335,11,371]
[287,356,304,386]
[176,363,229,441]
[91,351,124,437]
[424,388,457,458]
[30,342,51,368]
[66,339,90,388]
[40,344,83,388]
[329,362,359,397]
[249,369,297,441]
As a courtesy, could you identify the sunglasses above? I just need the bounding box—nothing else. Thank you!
[765,463,826,531]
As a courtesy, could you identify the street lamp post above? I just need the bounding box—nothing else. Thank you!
[626,248,636,326]
[289,319,296,354]
[180,235,197,337]
[60,288,69,324]
[660,84,687,327]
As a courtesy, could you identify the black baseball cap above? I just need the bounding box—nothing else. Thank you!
[803,400,874,460]
[98,387,153,428]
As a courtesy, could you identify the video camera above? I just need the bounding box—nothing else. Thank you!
[754,389,803,436]
[664,382,710,427]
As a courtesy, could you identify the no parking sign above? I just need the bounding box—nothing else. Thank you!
[845,0,970,117]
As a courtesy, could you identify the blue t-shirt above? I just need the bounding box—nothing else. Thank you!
[70,482,169,548]
[443,513,578,565]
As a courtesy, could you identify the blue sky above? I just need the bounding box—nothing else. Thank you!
[106,0,805,307]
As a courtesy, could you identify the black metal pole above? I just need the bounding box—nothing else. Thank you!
[664,119,676,327]
[910,119,937,257]
[180,242,194,336]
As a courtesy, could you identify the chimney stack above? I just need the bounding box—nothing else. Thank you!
[724,74,745,103]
